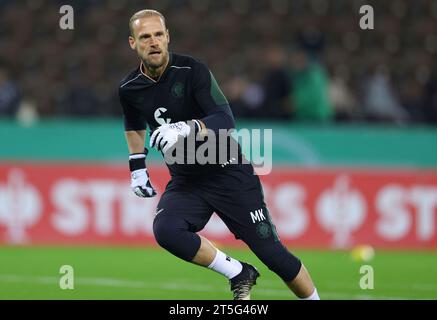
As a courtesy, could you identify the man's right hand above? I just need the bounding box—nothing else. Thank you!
[131,168,157,198]
[129,149,156,198]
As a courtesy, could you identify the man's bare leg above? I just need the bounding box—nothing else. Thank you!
[286,264,320,300]
[192,235,319,300]
[192,235,218,266]
[192,235,259,300]
[191,235,243,278]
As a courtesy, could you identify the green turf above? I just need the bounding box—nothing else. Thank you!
[0,246,436,300]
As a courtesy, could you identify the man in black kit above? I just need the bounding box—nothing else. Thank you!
[119,9,319,300]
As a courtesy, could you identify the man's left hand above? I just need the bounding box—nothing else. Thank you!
[150,121,191,153]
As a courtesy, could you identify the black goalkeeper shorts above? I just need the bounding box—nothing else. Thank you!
[156,163,280,245]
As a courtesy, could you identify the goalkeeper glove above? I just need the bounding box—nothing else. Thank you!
[149,120,201,153]
[129,149,157,198]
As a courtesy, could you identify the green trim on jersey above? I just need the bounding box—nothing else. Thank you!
[209,71,229,106]
[258,184,280,241]
[265,206,280,242]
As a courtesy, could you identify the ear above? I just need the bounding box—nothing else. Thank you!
[129,36,136,50]
[166,29,170,44]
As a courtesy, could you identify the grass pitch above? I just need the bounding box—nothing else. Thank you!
[0,246,436,300]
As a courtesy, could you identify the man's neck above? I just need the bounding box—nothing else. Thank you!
[141,57,169,82]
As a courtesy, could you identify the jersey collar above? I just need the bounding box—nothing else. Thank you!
[139,52,174,84]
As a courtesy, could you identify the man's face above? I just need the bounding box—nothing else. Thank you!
[129,16,170,69]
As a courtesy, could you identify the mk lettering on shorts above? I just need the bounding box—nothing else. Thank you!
[250,208,266,224]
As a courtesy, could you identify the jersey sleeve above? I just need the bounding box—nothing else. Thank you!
[119,87,147,131]
[192,62,235,132]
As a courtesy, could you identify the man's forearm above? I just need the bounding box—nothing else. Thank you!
[125,130,146,154]
[198,111,235,135]
[125,130,156,198]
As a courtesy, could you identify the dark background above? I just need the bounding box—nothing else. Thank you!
[0,0,436,125]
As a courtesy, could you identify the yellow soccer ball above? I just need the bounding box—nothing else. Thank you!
[351,245,375,262]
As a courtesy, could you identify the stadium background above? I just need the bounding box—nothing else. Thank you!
[0,0,436,299]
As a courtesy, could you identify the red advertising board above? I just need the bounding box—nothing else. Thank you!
[1,163,437,249]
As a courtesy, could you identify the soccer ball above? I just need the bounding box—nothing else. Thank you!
[351,245,375,262]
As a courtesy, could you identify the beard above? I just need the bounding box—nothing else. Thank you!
[141,50,168,70]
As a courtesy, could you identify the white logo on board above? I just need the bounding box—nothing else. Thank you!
[0,169,42,244]
[316,175,366,248]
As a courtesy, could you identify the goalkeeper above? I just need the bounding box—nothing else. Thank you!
[119,9,320,300]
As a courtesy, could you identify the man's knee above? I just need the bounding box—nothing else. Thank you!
[153,214,177,248]
[152,214,201,261]
[249,241,302,282]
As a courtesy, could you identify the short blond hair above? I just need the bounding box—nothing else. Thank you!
[129,9,166,36]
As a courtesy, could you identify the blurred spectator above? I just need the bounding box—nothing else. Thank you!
[398,78,425,123]
[258,45,292,119]
[226,76,255,118]
[296,26,326,59]
[423,68,437,124]
[288,49,333,122]
[0,0,435,126]
[225,75,265,119]
[16,99,39,126]
[328,65,359,122]
[60,85,102,117]
[361,65,409,124]
[0,63,21,117]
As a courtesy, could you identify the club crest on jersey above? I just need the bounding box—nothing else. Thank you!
[154,107,172,125]
[256,222,272,239]
[171,82,184,98]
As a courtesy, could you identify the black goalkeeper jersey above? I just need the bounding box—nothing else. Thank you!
[119,52,249,179]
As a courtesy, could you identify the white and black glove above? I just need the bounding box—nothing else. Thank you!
[149,121,201,153]
[129,149,157,198]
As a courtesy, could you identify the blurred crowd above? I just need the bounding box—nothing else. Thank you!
[0,0,437,125]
